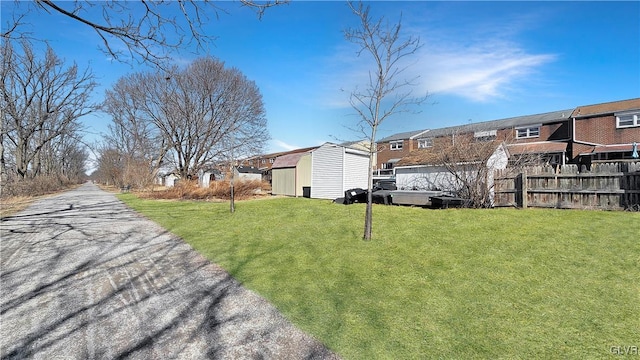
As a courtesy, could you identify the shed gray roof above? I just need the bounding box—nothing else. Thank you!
[378,109,573,142]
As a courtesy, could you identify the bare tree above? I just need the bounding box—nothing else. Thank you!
[101,57,269,188]
[434,135,505,208]
[2,0,288,68]
[397,129,549,208]
[103,74,169,188]
[1,40,98,181]
[344,1,427,240]
[93,146,125,187]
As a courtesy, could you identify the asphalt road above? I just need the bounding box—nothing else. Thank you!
[0,183,338,359]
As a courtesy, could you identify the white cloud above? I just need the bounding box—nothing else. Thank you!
[322,30,556,106]
[271,139,300,152]
[413,41,556,102]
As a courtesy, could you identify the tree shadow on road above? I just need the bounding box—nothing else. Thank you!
[1,184,339,359]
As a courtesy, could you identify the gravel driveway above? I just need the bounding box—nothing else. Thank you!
[1,182,339,359]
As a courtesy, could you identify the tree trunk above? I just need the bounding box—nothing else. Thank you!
[0,133,6,185]
[230,165,235,213]
[363,190,373,240]
[363,138,376,240]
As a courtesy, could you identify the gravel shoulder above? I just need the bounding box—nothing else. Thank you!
[1,182,338,359]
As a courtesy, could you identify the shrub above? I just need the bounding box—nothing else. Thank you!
[142,179,271,201]
[0,175,82,198]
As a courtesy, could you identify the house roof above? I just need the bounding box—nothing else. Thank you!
[397,141,502,166]
[378,129,429,142]
[249,146,319,160]
[397,140,570,167]
[506,141,568,155]
[377,109,572,143]
[426,109,573,138]
[582,143,637,155]
[572,98,640,118]
[236,166,262,174]
[272,152,309,169]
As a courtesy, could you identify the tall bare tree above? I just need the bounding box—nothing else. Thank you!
[101,57,269,186]
[344,1,427,240]
[102,74,168,188]
[93,146,125,187]
[1,40,97,181]
[2,0,287,68]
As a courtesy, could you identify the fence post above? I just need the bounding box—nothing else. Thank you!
[521,171,528,209]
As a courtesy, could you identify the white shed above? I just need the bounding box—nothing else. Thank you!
[235,166,262,181]
[164,173,180,188]
[199,168,223,188]
[310,142,370,199]
[394,143,509,200]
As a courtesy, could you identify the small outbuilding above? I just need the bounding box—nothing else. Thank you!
[199,168,223,188]
[310,142,370,199]
[164,173,180,188]
[393,143,509,203]
[235,166,262,181]
[271,152,312,197]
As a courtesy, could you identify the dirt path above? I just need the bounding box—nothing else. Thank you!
[0,182,338,359]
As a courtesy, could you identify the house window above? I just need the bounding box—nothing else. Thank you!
[390,141,403,150]
[417,138,432,148]
[269,158,275,163]
[261,159,266,164]
[516,126,540,139]
[474,130,497,142]
[616,111,640,128]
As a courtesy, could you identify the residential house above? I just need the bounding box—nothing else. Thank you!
[393,140,510,195]
[385,109,574,203]
[378,109,573,175]
[570,98,640,167]
[376,129,430,175]
[241,146,319,170]
[241,146,319,183]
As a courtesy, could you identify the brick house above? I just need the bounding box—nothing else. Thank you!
[376,129,430,175]
[377,109,573,172]
[241,146,319,171]
[570,98,640,167]
[240,146,319,183]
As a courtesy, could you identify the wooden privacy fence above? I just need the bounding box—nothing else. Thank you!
[494,162,640,210]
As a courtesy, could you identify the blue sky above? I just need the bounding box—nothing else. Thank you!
[2,1,639,154]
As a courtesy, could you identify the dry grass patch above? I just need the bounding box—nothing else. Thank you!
[141,179,271,201]
[1,196,37,218]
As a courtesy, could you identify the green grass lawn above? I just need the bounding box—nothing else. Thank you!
[119,195,640,359]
